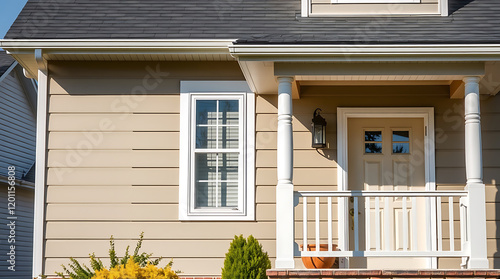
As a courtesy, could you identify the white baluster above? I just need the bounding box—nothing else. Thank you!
[402,197,408,251]
[354,197,359,251]
[303,197,308,252]
[375,197,381,251]
[384,197,390,251]
[437,197,442,251]
[315,197,320,251]
[449,196,455,251]
[328,197,332,251]
[366,197,371,252]
[412,197,418,250]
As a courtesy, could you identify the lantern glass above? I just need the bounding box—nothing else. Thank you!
[311,108,327,148]
[313,124,324,145]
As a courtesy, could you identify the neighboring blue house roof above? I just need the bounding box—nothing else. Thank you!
[0,51,15,76]
[4,0,500,44]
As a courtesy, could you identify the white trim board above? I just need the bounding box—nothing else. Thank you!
[336,107,436,268]
[33,50,48,279]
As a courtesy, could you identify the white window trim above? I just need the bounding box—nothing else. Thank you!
[179,81,255,221]
[301,0,448,16]
[336,107,437,268]
[331,0,419,3]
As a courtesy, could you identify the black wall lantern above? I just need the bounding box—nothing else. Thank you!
[311,108,327,148]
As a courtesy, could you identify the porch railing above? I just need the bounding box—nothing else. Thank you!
[295,191,469,263]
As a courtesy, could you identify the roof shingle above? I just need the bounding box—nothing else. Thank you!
[5,0,500,44]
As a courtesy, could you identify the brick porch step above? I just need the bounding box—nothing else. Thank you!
[267,269,500,279]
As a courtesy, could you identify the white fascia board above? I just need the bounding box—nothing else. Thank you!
[0,39,235,50]
[229,44,500,62]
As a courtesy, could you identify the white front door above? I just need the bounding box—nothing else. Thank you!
[347,117,429,269]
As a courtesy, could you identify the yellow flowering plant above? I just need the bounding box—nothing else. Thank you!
[55,233,179,279]
[92,259,178,279]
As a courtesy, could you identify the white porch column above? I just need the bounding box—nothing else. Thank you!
[463,76,489,269]
[275,76,295,268]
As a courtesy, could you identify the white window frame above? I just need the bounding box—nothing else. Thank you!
[179,81,255,221]
[331,0,419,3]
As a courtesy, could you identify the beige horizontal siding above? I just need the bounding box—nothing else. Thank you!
[47,150,179,168]
[48,132,180,150]
[257,150,337,168]
[49,95,180,113]
[49,114,179,132]
[46,186,179,204]
[44,239,276,258]
[45,222,276,240]
[45,204,277,221]
[43,64,500,277]
[47,168,179,186]
[256,167,338,186]
[257,131,335,149]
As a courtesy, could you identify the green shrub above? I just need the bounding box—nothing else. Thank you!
[55,232,170,279]
[221,235,271,279]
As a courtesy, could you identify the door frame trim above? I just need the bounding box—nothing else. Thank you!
[336,107,436,268]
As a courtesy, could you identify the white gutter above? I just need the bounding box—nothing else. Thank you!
[229,44,500,61]
[0,39,235,50]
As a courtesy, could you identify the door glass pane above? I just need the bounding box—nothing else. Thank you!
[393,143,410,154]
[393,131,409,142]
[392,130,410,154]
[365,131,382,153]
[365,143,382,153]
[365,131,382,142]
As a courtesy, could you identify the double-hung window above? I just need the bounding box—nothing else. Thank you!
[179,81,255,220]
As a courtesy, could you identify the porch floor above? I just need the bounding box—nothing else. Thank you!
[267,269,500,279]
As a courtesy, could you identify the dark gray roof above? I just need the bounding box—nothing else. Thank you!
[0,51,15,76]
[5,0,500,44]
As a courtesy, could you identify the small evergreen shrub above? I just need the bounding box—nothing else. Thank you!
[55,232,176,279]
[221,235,271,279]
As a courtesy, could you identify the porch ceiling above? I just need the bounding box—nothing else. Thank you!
[239,61,500,99]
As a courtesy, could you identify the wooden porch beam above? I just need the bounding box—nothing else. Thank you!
[275,62,485,77]
[450,80,465,99]
[292,80,300,99]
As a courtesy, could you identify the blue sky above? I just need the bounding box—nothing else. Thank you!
[0,0,29,39]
